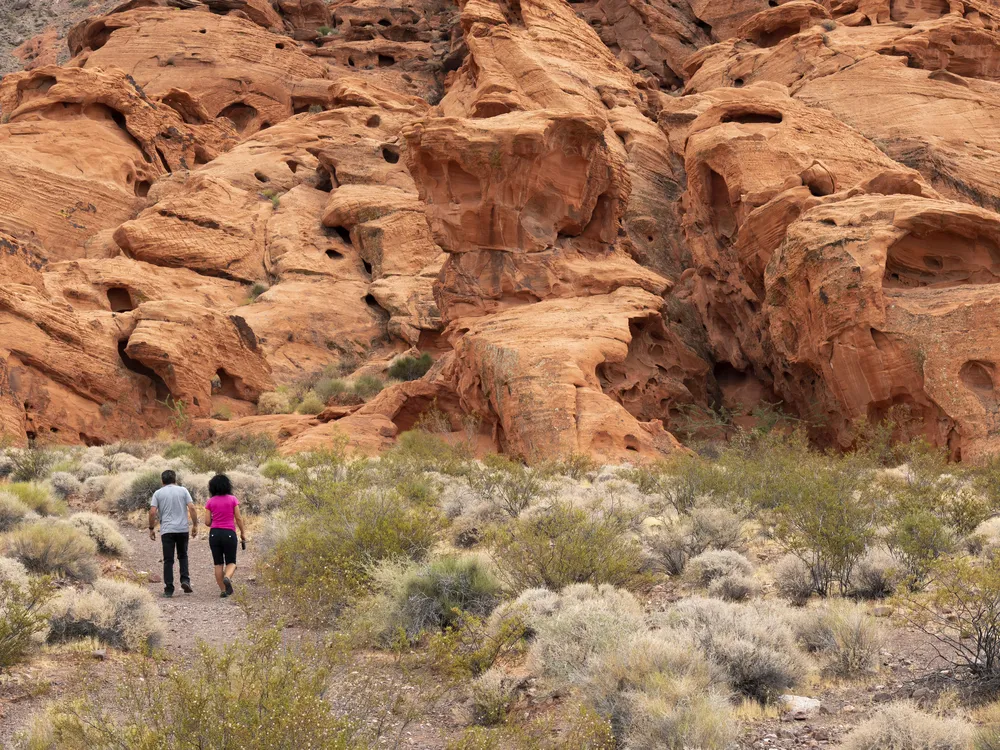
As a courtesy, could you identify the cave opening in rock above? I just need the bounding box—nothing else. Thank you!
[214,368,242,399]
[218,102,257,133]
[378,54,395,67]
[134,180,151,198]
[883,230,1000,288]
[381,145,401,163]
[107,287,134,312]
[721,109,783,124]
[118,339,170,401]
[330,225,352,245]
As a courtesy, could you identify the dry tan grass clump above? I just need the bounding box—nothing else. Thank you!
[4,521,99,582]
[47,578,164,652]
[839,701,973,750]
[68,512,133,558]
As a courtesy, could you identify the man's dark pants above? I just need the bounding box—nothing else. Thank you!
[161,532,190,593]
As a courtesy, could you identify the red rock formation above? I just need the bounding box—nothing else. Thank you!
[6,0,1000,462]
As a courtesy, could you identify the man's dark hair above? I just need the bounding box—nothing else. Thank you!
[208,474,233,497]
[161,470,177,485]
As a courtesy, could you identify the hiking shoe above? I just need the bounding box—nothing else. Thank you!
[181,582,193,594]
[162,589,174,598]
[223,576,234,596]
[220,591,229,598]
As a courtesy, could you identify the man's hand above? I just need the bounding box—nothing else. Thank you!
[190,527,198,539]
[149,528,156,541]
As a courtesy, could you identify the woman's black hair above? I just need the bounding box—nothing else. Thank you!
[208,474,233,497]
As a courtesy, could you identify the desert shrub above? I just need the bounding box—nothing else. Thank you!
[104,452,141,473]
[8,447,57,482]
[663,598,807,703]
[471,668,516,726]
[382,430,470,476]
[840,701,973,750]
[621,454,719,514]
[22,627,356,749]
[215,432,278,465]
[388,352,433,382]
[378,555,503,639]
[587,632,734,750]
[469,454,545,518]
[644,507,745,576]
[0,556,29,590]
[526,584,646,684]
[7,482,66,517]
[162,441,195,459]
[261,481,441,624]
[490,502,643,591]
[73,462,106,481]
[181,447,238,474]
[47,578,163,652]
[261,458,296,480]
[0,577,52,669]
[887,505,955,589]
[48,472,82,500]
[851,547,902,599]
[114,471,163,513]
[352,375,384,401]
[899,555,1000,680]
[773,553,815,605]
[708,573,760,602]
[297,390,325,414]
[315,377,348,403]
[0,492,30,533]
[543,453,597,481]
[5,522,99,582]
[68,512,133,557]
[793,601,884,677]
[686,550,753,587]
[257,391,293,415]
[770,453,880,596]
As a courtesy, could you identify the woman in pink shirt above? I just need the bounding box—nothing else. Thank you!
[203,474,246,598]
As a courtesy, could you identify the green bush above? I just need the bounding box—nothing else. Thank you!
[115,471,163,513]
[389,555,502,638]
[490,502,643,591]
[886,506,954,589]
[381,431,470,476]
[214,432,278,465]
[22,628,357,749]
[262,482,441,624]
[352,375,385,401]
[0,577,52,670]
[770,453,879,596]
[0,492,31,532]
[7,482,66,517]
[315,377,348,403]
[471,668,515,726]
[685,550,753,587]
[163,441,195,459]
[621,454,720,514]
[9,448,57,482]
[261,458,296,480]
[48,578,163,652]
[182,447,238,474]
[5,522,99,582]
[388,353,433,381]
[469,454,545,518]
[297,391,325,414]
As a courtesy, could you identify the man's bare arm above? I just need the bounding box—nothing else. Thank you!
[148,507,157,540]
[188,504,199,538]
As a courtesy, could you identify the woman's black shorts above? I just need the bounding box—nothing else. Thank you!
[209,528,238,566]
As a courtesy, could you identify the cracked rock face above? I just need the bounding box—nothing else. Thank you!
[3,0,1000,460]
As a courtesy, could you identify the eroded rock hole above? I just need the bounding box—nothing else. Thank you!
[134,180,151,198]
[961,360,996,396]
[331,225,352,245]
[219,102,257,133]
[362,258,373,276]
[366,115,381,128]
[381,145,400,163]
[107,287,134,312]
[721,109,783,124]
[326,249,343,259]
[708,168,737,240]
[883,230,1000,288]
[378,54,395,67]
[286,160,299,174]
[756,24,800,47]
[118,340,170,400]
[213,368,242,398]
[254,171,270,183]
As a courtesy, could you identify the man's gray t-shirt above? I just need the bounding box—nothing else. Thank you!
[151,485,193,534]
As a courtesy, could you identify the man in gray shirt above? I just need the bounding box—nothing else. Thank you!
[149,470,198,597]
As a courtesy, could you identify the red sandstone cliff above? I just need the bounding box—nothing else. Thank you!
[1,0,999,461]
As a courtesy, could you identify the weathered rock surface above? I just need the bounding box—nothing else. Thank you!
[5,0,1000,461]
